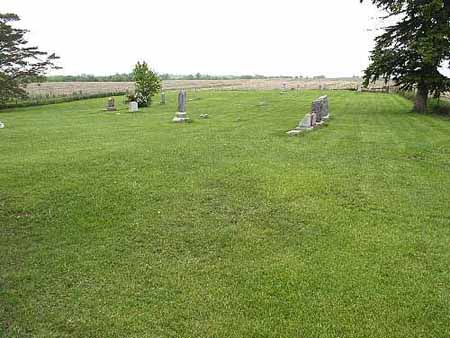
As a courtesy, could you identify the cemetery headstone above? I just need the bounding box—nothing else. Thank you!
[298,114,313,129]
[312,99,323,123]
[178,90,186,112]
[160,91,166,105]
[106,97,116,111]
[173,90,190,123]
[321,96,330,120]
[311,112,317,127]
[286,95,330,136]
[0,121,4,129]
[129,101,138,112]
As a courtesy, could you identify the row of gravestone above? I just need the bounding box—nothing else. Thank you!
[287,95,330,136]
[105,90,197,123]
[105,91,168,113]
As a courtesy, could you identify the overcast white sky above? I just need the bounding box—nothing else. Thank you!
[3,0,385,77]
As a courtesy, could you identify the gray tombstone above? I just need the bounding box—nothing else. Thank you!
[160,91,166,105]
[311,112,317,127]
[178,90,186,112]
[312,99,323,123]
[173,89,190,123]
[286,95,331,136]
[106,97,116,111]
[298,113,313,129]
[321,96,330,120]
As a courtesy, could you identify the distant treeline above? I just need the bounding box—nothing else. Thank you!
[46,74,134,82]
[45,73,357,82]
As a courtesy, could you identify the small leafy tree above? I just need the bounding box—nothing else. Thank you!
[360,0,450,113]
[133,61,161,107]
[0,13,60,104]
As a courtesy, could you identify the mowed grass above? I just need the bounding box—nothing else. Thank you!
[1,90,449,338]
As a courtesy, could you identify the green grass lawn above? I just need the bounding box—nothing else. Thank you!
[1,90,449,338]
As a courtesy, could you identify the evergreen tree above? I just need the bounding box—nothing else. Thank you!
[361,0,450,112]
[0,13,59,103]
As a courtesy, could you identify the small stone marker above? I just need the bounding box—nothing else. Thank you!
[200,114,209,119]
[357,84,362,92]
[0,121,4,129]
[298,114,313,129]
[106,97,116,111]
[160,91,166,105]
[128,101,138,112]
[172,90,190,123]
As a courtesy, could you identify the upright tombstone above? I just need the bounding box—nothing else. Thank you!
[178,90,186,112]
[106,97,116,111]
[357,84,362,93]
[287,95,330,136]
[172,89,190,123]
[321,96,330,120]
[0,121,4,129]
[128,101,138,112]
[312,99,323,123]
[310,112,317,127]
[160,91,166,105]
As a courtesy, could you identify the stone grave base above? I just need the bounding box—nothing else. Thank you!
[287,127,313,136]
[173,112,190,123]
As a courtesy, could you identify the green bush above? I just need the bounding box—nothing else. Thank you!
[133,61,161,107]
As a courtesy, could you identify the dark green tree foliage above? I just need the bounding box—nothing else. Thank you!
[361,0,450,112]
[133,61,161,107]
[0,13,59,103]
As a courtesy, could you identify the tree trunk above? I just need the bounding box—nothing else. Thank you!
[413,84,429,113]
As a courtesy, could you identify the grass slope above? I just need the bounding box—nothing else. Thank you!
[1,91,449,338]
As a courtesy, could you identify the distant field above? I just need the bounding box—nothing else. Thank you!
[25,79,373,97]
